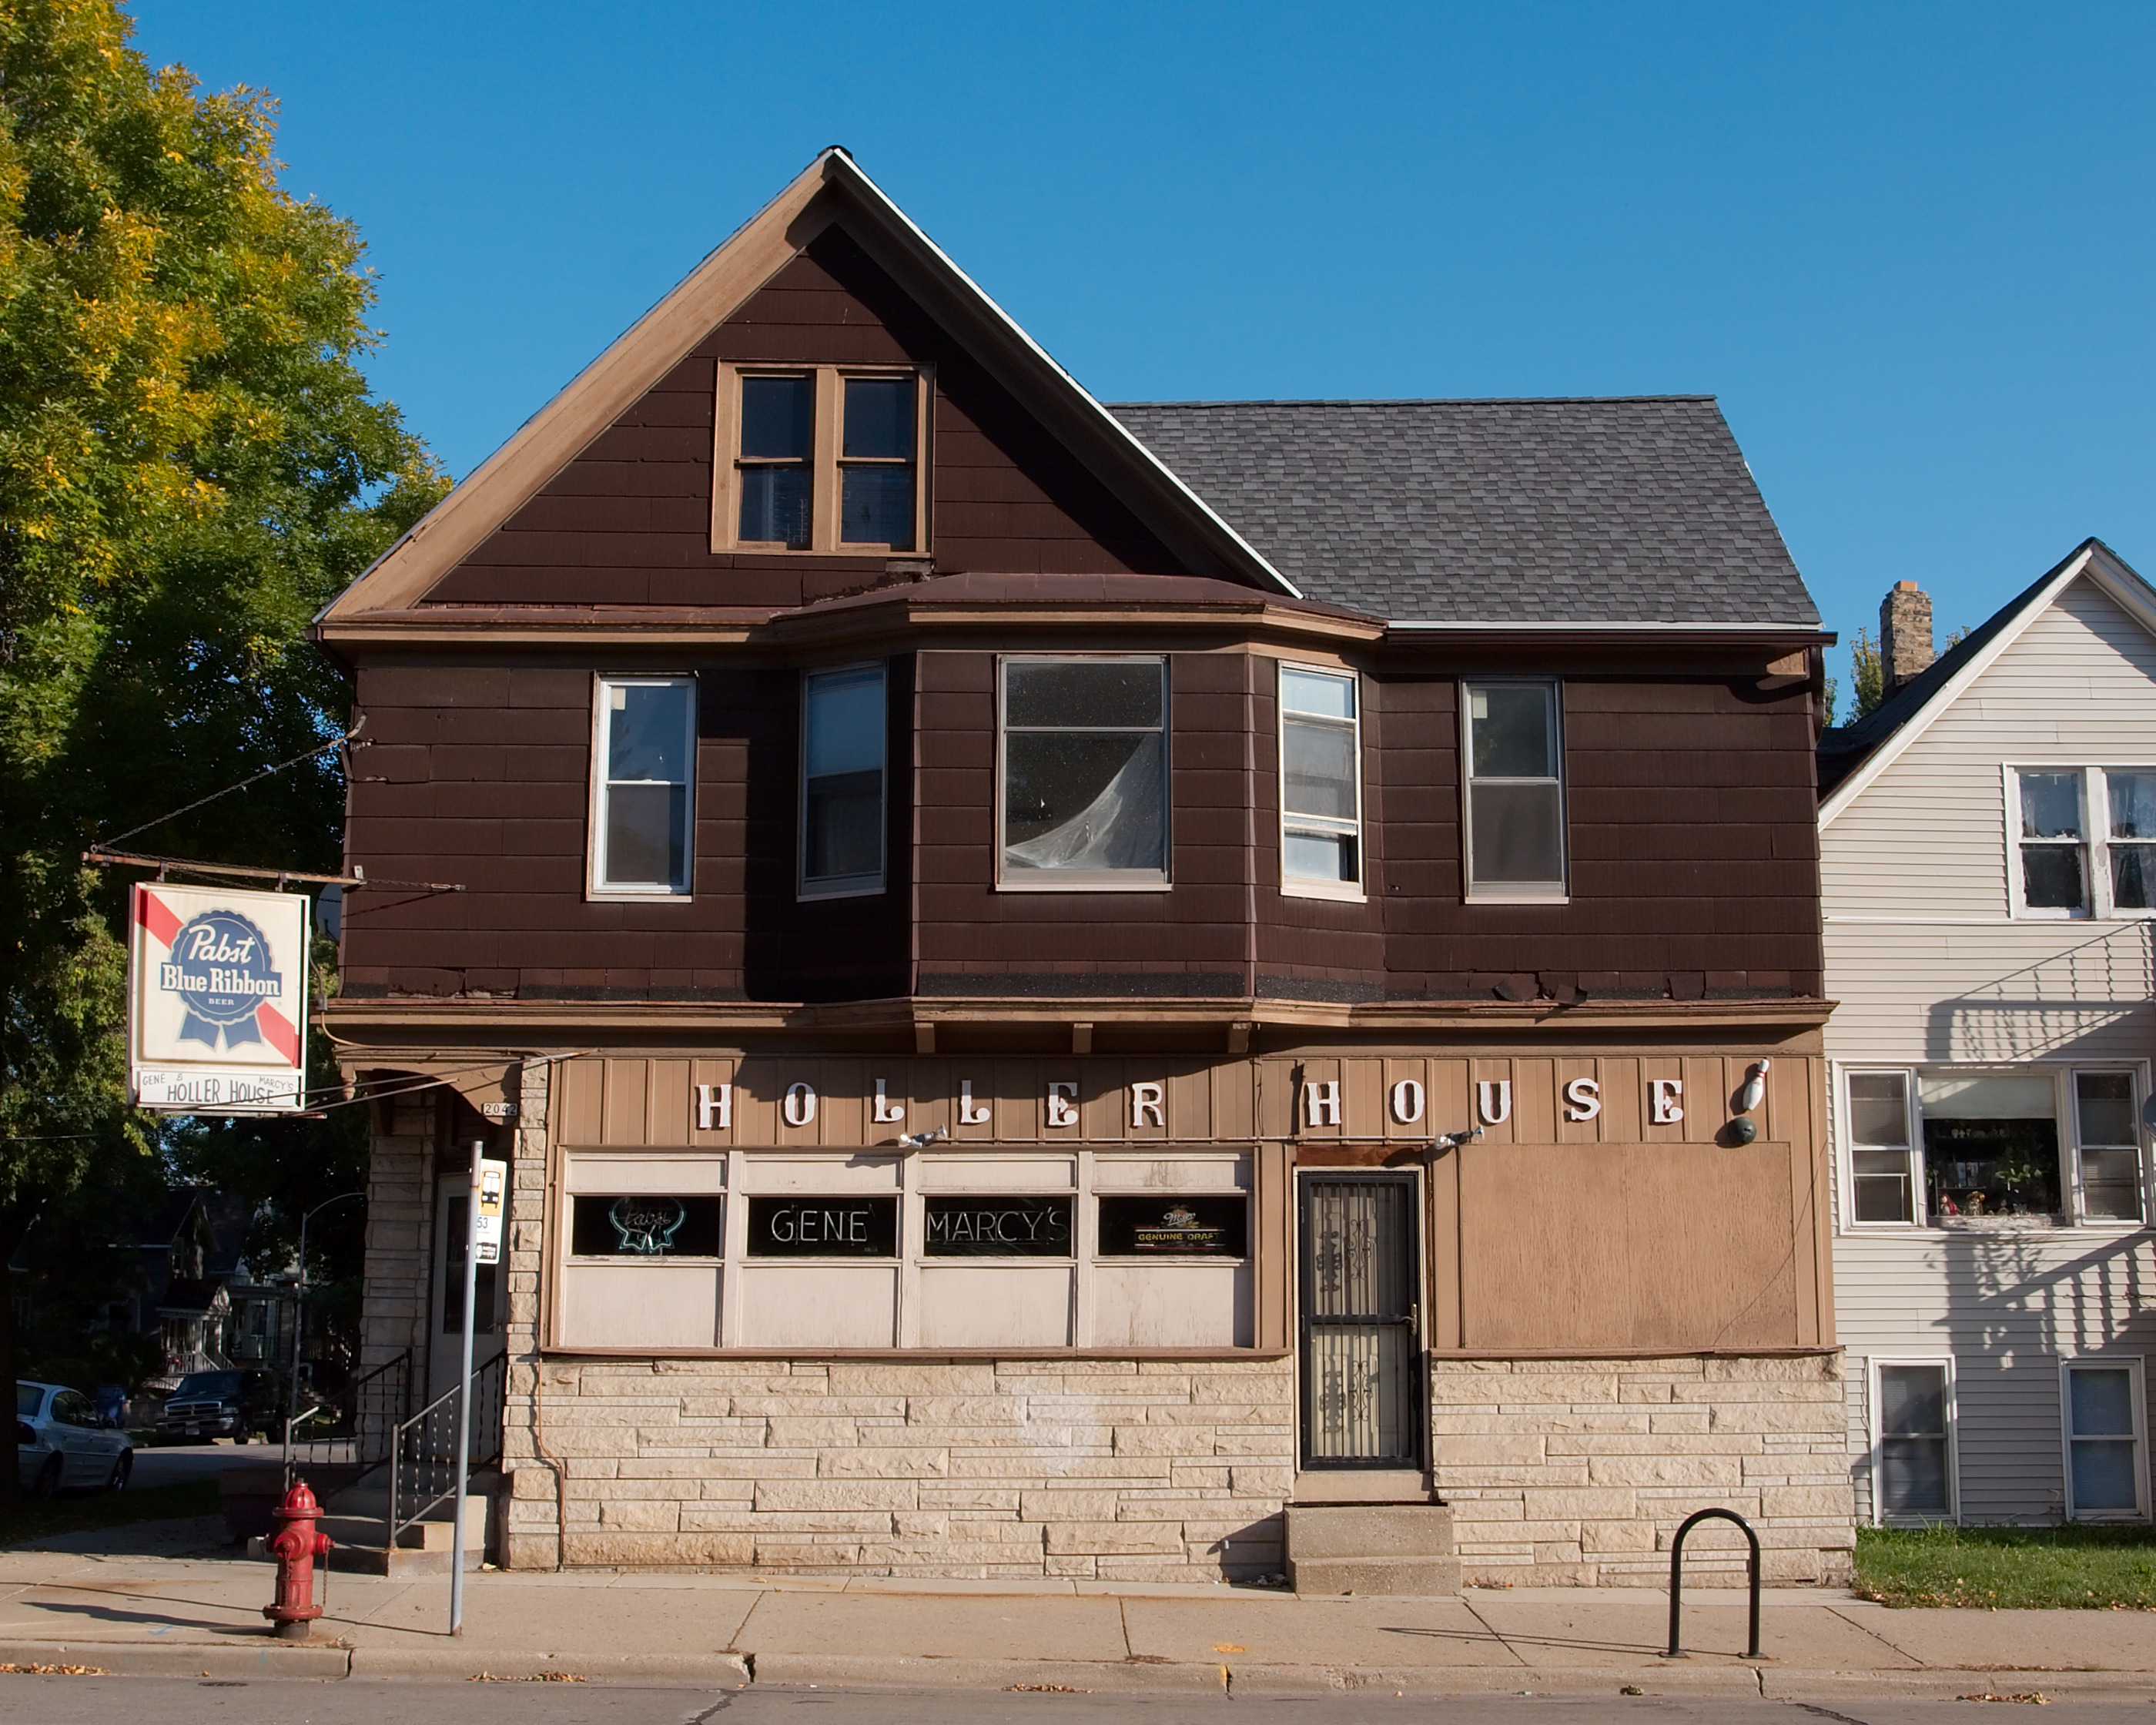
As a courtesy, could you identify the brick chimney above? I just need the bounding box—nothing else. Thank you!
[1880,580,1933,694]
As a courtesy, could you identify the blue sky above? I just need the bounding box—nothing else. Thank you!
[132,2,2153,708]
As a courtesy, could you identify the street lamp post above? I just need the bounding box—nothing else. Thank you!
[283,1190,365,1479]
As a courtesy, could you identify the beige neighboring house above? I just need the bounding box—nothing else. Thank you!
[1820,538,2156,1526]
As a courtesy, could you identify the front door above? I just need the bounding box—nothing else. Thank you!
[428,1177,508,1404]
[1299,1173,1424,1470]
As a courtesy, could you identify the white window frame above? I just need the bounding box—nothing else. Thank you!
[587,674,697,900]
[1868,1356,1958,1526]
[1277,662,1365,903]
[1840,1067,1922,1229]
[798,661,889,903]
[1837,1061,2151,1231]
[2060,1356,2150,1522]
[995,654,1172,893]
[2004,765,2156,922]
[1461,679,1568,903]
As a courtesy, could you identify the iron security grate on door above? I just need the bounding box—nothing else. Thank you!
[1300,1174,1423,1469]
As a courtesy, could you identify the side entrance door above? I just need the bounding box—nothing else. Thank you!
[428,1176,508,1405]
[1298,1172,1424,1471]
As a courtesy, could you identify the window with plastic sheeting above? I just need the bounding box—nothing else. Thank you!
[999,657,1169,889]
[1463,682,1565,899]
[1278,664,1363,899]
[2063,1361,2148,1520]
[589,676,695,897]
[1873,1362,1953,1522]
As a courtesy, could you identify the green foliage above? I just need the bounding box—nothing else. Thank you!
[0,0,445,1201]
[1849,627,1886,721]
[1856,1524,2156,1609]
[1821,674,1839,727]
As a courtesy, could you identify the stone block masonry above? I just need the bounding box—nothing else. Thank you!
[1431,1356,1854,1588]
[502,1356,1296,1579]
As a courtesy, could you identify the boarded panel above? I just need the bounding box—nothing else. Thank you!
[557,1262,721,1349]
[917,1265,1075,1347]
[1092,1264,1250,1348]
[735,1265,898,1347]
[1458,1142,1799,1352]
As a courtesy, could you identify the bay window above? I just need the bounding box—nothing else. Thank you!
[1279,664,1364,897]
[999,656,1169,888]
[800,663,887,899]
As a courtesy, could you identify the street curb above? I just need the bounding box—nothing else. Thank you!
[0,1640,350,1681]
[1226,1663,1763,1696]
[347,1649,750,1684]
[1766,1670,2156,1700]
[748,1654,1227,1693]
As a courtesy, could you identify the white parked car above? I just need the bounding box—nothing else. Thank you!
[16,1382,133,1497]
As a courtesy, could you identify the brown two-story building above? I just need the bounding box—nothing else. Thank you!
[317,150,1850,1586]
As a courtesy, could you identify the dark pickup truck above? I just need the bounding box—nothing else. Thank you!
[156,1368,283,1444]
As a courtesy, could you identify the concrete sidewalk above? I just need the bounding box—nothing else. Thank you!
[2,1517,2154,1700]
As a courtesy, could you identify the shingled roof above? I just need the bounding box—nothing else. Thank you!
[1107,397,1817,626]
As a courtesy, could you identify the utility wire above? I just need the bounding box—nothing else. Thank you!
[92,718,366,850]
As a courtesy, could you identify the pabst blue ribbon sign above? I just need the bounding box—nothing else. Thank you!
[129,882,310,1112]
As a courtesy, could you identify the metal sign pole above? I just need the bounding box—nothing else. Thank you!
[449,1147,482,1636]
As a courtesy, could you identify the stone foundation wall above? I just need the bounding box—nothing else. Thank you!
[502,1357,1296,1579]
[1430,1355,1854,1586]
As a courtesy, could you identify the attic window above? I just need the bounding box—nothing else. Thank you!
[714,363,930,555]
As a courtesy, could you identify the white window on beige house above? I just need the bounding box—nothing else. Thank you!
[2007,766,2156,918]
[2062,1359,2148,1521]
[1871,1360,1956,1522]
[1840,1064,2147,1228]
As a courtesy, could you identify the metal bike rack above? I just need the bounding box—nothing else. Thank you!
[1666,1506,1761,1660]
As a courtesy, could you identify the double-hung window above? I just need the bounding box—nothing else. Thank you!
[999,656,1169,889]
[800,664,887,899]
[1842,1065,2146,1228]
[1463,681,1565,899]
[716,364,929,554]
[2009,767,2156,917]
[1279,665,1363,897]
[1873,1361,1955,1522]
[590,676,696,896]
[2062,1359,2148,1520]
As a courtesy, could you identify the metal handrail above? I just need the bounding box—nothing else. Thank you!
[1666,1506,1762,1660]
[283,1348,410,1492]
[387,1350,506,1552]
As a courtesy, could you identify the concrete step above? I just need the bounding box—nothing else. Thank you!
[247,1533,481,1577]
[1284,1554,1465,1596]
[1284,1502,1455,1560]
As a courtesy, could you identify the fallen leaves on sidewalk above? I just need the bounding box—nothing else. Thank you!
[469,1671,587,1682]
[0,1663,110,1676]
[1956,1694,2050,1705]
[1004,1684,1089,1693]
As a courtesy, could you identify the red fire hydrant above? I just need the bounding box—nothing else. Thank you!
[264,1480,333,1641]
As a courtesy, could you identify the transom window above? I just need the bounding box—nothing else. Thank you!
[1279,664,1364,899]
[2009,766,2156,919]
[999,657,1169,890]
[589,676,696,897]
[1463,681,1565,899]
[1841,1065,2145,1227]
[715,364,929,554]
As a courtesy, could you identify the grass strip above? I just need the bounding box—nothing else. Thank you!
[0,1478,222,1547]
[1856,1525,2156,1609]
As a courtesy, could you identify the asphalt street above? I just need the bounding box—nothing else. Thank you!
[125,1443,242,1492]
[2,1679,2153,1725]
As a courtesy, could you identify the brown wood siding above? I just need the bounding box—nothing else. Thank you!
[340,657,910,1002]
[1374,675,1823,999]
[424,228,1187,610]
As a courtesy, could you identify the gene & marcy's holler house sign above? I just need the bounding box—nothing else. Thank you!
[555,1055,1786,1150]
